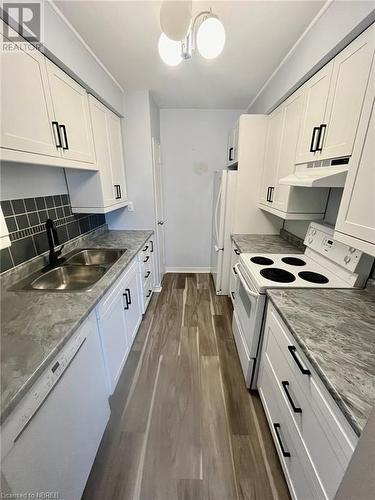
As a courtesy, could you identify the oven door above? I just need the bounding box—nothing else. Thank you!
[233,263,265,358]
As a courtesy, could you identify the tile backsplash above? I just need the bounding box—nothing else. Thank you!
[1,194,105,272]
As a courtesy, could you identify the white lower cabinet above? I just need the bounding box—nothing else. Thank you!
[258,302,357,500]
[229,242,240,305]
[96,257,142,394]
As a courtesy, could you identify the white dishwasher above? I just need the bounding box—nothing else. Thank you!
[1,313,110,500]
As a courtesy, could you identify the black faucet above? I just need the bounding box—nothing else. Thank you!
[45,219,65,268]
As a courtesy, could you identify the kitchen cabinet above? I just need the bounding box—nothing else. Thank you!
[1,313,110,500]
[335,74,375,257]
[46,60,95,164]
[0,207,11,249]
[258,302,357,500]
[0,20,97,170]
[227,119,239,166]
[295,24,374,164]
[65,96,128,214]
[259,91,329,219]
[96,257,142,393]
[140,236,155,312]
[0,25,58,159]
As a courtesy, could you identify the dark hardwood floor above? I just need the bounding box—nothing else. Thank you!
[83,273,290,500]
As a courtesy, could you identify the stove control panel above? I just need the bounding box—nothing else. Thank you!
[304,222,373,274]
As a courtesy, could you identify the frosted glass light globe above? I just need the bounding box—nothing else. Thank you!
[158,33,182,67]
[197,17,225,59]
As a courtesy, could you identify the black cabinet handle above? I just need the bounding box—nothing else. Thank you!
[123,292,129,310]
[231,291,235,300]
[288,346,311,375]
[228,147,234,162]
[143,245,149,252]
[233,266,237,275]
[52,121,62,148]
[114,185,122,199]
[282,381,302,413]
[143,256,149,263]
[146,289,152,298]
[316,124,326,152]
[150,240,154,253]
[145,271,151,279]
[309,126,320,153]
[125,288,131,305]
[266,187,270,202]
[118,185,122,199]
[273,423,290,458]
[234,249,240,256]
[59,124,69,150]
[269,186,274,203]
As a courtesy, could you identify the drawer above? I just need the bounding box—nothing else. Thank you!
[263,303,357,497]
[258,358,321,500]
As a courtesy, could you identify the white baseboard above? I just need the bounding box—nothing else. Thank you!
[165,267,211,273]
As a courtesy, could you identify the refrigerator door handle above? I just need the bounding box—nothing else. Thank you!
[214,181,223,246]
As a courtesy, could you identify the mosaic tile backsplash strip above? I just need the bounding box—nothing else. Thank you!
[1,194,106,272]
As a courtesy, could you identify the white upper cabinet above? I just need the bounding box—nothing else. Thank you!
[295,24,375,164]
[335,73,375,257]
[46,61,95,164]
[294,61,333,164]
[0,33,58,158]
[259,106,284,206]
[320,25,375,160]
[65,95,128,213]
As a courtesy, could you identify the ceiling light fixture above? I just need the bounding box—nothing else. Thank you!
[158,8,225,66]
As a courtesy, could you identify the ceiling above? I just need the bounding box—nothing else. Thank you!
[55,0,325,109]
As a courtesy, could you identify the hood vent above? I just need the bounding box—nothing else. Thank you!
[279,157,349,188]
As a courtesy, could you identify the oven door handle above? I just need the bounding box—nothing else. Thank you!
[234,264,259,298]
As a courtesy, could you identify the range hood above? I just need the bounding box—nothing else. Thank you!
[279,158,349,188]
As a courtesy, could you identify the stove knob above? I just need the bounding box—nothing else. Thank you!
[311,229,316,236]
[344,256,351,264]
[308,237,313,244]
[349,247,356,254]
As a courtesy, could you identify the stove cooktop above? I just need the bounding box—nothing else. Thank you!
[239,253,354,293]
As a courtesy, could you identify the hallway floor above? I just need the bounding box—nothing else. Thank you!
[83,273,290,500]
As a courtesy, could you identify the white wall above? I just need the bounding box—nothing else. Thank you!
[248,1,375,113]
[0,163,68,200]
[106,90,156,231]
[160,109,242,271]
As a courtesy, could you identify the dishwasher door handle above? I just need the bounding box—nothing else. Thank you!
[13,337,87,443]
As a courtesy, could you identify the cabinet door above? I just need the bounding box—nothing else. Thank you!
[335,95,375,250]
[273,90,305,212]
[319,25,375,160]
[88,96,116,206]
[98,289,128,393]
[295,61,333,164]
[46,61,95,164]
[123,260,142,345]
[0,36,59,157]
[259,106,284,205]
[107,111,128,202]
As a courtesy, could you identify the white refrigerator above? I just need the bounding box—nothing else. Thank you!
[211,169,237,294]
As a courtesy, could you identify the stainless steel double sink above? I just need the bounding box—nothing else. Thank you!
[11,248,127,292]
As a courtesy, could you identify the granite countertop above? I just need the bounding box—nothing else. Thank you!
[0,229,153,423]
[232,233,304,254]
[267,281,375,436]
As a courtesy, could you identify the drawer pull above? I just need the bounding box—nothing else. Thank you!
[231,291,235,300]
[145,271,151,279]
[143,245,149,252]
[282,381,302,413]
[234,248,240,255]
[288,346,311,376]
[273,423,290,458]
[143,256,150,263]
[146,290,152,298]
[232,266,237,275]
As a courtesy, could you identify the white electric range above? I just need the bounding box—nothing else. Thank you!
[231,222,374,389]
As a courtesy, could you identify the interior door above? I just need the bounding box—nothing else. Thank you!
[259,106,284,205]
[46,60,95,164]
[152,138,166,285]
[319,25,375,160]
[295,60,333,164]
[0,34,59,157]
[107,111,128,201]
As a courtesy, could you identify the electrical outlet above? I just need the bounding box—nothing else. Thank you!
[127,202,134,212]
